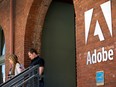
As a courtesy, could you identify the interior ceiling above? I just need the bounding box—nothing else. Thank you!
[54,0,73,4]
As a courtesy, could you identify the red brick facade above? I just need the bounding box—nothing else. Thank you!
[0,0,52,79]
[74,0,116,87]
[0,0,115,87]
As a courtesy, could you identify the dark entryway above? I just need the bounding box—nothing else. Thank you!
[41,1,76,87]
[0,26,5,83]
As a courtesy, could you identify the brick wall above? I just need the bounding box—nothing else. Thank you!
[0,0,52,79]
[74,0,116,86]
[0,0,11,79]
[0,0,116,86]
[24,0,52,67]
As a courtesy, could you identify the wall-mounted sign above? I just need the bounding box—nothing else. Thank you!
[84,0,114,65]
[96,71,104,86]
[84,1,112,44]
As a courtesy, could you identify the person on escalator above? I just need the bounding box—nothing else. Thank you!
[28,48,45,87]
[8,54,25,79]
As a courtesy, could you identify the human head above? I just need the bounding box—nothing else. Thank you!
[8,54,18,65]
[8,54,19,75]
[28,48,38,60]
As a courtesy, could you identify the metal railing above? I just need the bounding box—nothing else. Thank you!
[0,65,39,87]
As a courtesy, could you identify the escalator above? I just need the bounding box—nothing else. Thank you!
[0,65,40,87]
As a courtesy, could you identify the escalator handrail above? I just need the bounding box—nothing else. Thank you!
[0,65,39,87]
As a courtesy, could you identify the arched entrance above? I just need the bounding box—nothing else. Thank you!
[0,26,5,83]
[41,1,76,87]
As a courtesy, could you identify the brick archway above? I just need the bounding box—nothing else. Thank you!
[24,1,77,86]
[24,0,76,67]
[24,0,52,67]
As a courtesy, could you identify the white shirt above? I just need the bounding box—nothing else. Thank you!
[15,63,24,76]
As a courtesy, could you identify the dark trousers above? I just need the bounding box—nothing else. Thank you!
[39,79,44,87]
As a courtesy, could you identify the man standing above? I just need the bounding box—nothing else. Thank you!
[28,48,45,87]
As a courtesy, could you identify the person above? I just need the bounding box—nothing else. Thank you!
[8,54,25,79]
[28,48,45,87]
